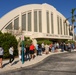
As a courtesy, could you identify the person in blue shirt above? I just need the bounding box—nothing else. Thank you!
[35,43,39,56]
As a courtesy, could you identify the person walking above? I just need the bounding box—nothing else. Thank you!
[9,46,14,64]
[0,46,4,68]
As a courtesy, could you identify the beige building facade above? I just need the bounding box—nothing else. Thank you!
[0,3,72,44]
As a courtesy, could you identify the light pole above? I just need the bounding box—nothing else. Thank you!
[21,35,25,64]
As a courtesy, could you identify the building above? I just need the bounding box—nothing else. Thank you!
[0,3,72,44]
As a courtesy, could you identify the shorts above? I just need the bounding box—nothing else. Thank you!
[42,48,45,52]
[0,55,3,58]
[30,50,34,54]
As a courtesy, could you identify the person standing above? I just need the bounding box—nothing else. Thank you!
[60,42,64,52]
[9,46,14,64]
[51,44,55,52]
[0,46,4,68]
[29,43,35,59]
[38,44,42,55]
[45,44,49,54]
[25,45,30,60]
[41,42,45,53]
[68,43,71,52]
[35,43,39,56]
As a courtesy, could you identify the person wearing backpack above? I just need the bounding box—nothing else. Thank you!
[0,46,4,68]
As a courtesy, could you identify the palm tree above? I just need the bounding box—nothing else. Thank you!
[71,8,76,40]
[71,8,76,24]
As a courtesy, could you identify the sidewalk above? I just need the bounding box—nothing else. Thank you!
[0,50,75,73]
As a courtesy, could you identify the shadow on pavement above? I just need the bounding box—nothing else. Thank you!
[11,60,19,66]
[3,62,9,68]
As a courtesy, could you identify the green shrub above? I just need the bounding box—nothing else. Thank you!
[0,32,18,59]
[37,39,52,45]
[65,40,75,44]
[20,36,32,47]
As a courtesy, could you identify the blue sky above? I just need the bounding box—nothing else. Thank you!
[0,0,76,26]
[0,0,76,18]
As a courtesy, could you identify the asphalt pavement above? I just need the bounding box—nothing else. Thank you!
[0,49,76,75]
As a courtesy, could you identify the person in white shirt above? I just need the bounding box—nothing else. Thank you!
[0,46,4,68]
[41,42,45,53]
[9,46,14,63]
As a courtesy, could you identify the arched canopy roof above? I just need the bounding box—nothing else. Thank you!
[0,3,67,31]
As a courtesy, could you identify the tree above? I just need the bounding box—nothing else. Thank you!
[65,40,75,44]
[71,8,76,24]
[37,39,52,45]
[0,32,18,59]
[24,37,32,46]
[20,36,32,47]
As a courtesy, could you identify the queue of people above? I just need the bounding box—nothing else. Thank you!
[19,42,75,62]
[0,42,75,68]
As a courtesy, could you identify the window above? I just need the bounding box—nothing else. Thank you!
[66,23,68,35]
[57,16,59,34]
[60,18,62,34]
[22,14,26,30]
[28,12,31,31]
[51,13,54,34]
[5,22,12,29]
[34,11,37,32]
[63,21,66,35]
[46,12,49,33]
[14,17,19,30]
[39,11,42,32]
